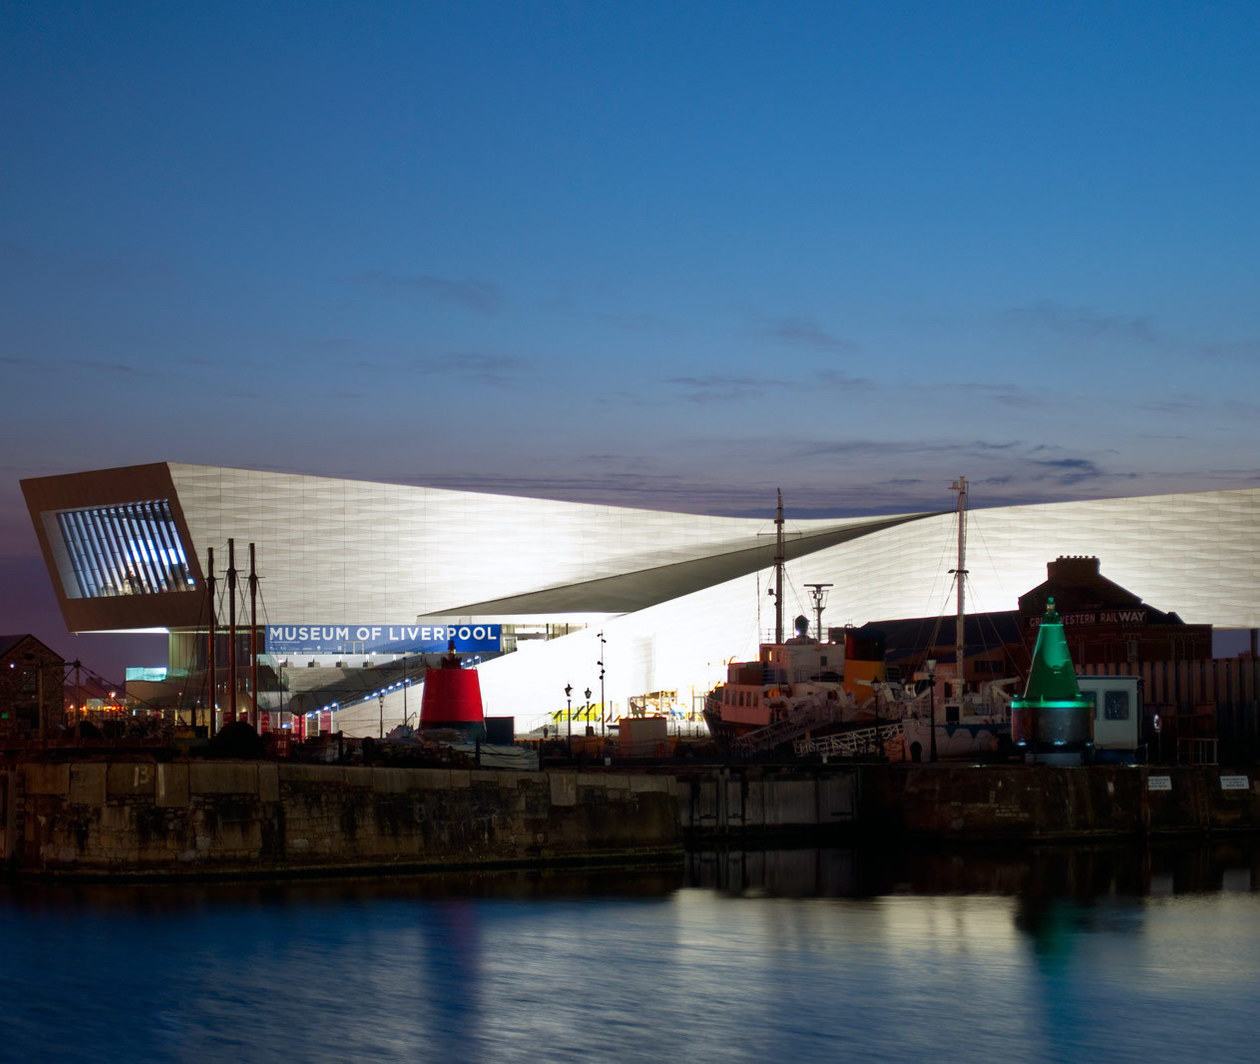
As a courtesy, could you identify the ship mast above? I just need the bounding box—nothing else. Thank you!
[774,488,785,645]
[805,582,833,643]
[950,475,968,698]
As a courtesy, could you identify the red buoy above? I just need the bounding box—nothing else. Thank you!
[419,641,486,739]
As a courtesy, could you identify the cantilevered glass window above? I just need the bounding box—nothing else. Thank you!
[55,500,196,598]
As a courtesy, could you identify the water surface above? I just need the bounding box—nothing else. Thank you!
[3,845,1257,1064]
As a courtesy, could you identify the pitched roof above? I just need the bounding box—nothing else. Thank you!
[0,634,62,661]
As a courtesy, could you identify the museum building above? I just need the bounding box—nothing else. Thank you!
[20,462,1260,735]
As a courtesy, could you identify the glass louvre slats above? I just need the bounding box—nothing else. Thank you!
[55,499,195,598]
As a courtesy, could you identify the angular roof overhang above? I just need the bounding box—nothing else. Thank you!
[444,512,936,615]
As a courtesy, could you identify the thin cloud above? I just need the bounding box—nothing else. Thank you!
[668,375,784,403]
[67,358,141,376]
[768,316,856,354]
[967,383,1045,408]
[1140,399,1202,415]
[668,368,869,403]
[1138,396,1257,420]
[790,437,1028,461]
[966,440,1023,453]
[355,270,503,313]
[790,438,927,459]
[1196,337,1260,361]
[816,368,873,390]
[412,352,526,386]
[1006,301,1158,344]
[3,354,140,376]
[1026,457,1143,486]
[900,379,1044,409]
[1033,457,1101,475]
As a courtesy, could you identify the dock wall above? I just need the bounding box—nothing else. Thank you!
[679,770,858,836]
[858,764,1260,840]
[2,760,681,877]
[4,760,1258,877]
[679,764,1260,842]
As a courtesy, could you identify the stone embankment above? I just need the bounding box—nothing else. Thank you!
[859,763,1260,841]
[680,764,1260,842]
[3,759,1258,878]
[1,760,681,878]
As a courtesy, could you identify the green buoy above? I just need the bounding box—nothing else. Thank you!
[1011,597,1094,764]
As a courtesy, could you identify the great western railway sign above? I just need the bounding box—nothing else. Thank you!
[1027,609,1148,630]
[265,624,502,656]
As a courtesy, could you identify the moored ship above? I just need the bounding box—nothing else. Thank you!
[705,480,1016,762]
[701,492,898,758]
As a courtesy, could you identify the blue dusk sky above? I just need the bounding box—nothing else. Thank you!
[2,1,1258,677]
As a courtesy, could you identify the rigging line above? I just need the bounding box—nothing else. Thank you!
[962,498,1022,663]
[921,509,958,620]
[962,567,1004,651]
[783,566,810,625]
[252,582,284,717]
[254,579,278,658]
[776,510,822,632]
[959,569,998,658]
[921,572,958,663]
[970,508,1015,608]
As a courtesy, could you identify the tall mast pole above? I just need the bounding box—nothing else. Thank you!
[951,475,968,698]
[206,547,216,734]
[227,538,237,725]
[774,489,785,645]
[249,542,259,730]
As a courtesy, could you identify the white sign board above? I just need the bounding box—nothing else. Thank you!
[1220,775,1250,791]
[1147,775,1172,792]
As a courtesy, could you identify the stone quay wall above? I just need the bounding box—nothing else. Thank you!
[857,764,1260,841]
[3,760,682,878]
[677,764,1260,842]
[678,770,858,836]
[4,761,1257,876]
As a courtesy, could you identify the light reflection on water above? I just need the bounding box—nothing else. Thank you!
[3,845,1258,1064]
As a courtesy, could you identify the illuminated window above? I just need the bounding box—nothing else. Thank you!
[55,500,195,598]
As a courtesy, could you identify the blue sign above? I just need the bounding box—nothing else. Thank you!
[265,624,501,656]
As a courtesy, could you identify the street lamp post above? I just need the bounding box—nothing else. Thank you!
[927,658,938,763]
[564,683,573,754]
[584,688,592,739]
[598,632,606,738]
